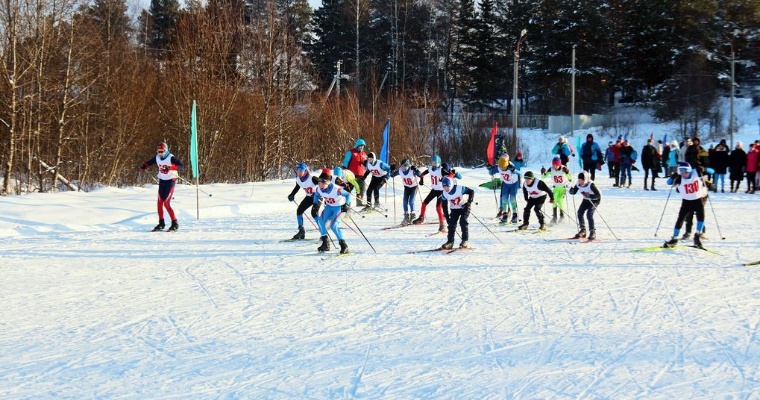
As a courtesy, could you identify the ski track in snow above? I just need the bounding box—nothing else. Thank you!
[3,146,760,396]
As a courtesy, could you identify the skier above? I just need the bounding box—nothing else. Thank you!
[362,152,391,209]
[568,171,602,240]
[140,141,184,232]
[332,167,361,198]
[540,156,572,224]
[390,159,420,225]
[663,162,711,249]
[313,172,351,254]
[439,177,475,250]
[488,154,520,224]
[518,171,554,231]
[341,138,368,205]
[286,162,321,240]
[413,155,460,233]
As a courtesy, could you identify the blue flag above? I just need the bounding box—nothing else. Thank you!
[379,119,390,164]
[190,101,199,178]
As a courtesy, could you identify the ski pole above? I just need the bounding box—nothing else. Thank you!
[469,210,506,245]
[705,194,726,240]
[346,215,377,253]
[177,175,213,197]
[589,201,620,240]
[654,181,676,237]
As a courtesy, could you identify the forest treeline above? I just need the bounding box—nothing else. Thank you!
[1,0,758,194]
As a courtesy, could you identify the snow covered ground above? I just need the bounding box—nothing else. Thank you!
[2,103,760,398]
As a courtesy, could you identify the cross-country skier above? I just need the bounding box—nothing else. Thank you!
[568,171,602,240]
[140,141,184,232]
[540,155,572,224]
[313,172,351,254]
[332,167,361,197]
[440,177,475,250]
[663,162,711,248]
[390,159,420,225]
[488,154,520,224]
[362,152,391,209]
[518,171,554,231]
[286,162,321,240]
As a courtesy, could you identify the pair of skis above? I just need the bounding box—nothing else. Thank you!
[407,247,475,255]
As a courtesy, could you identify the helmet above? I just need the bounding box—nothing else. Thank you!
[523,171,535,180]
[333,166,343,178]
[355,139,366,148]
[441,177,453,187]
[552,156,561,167]
[431,155,441,164]
[498,156,509,170]
[296,162,308,172]
[157,142,169,157]
[677,162,692,174]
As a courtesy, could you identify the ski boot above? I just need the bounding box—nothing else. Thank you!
[693,233,703,248]
[560,210,565,221]
[681,231,691,240]
[292,226,306,240]
[573,227,587,239]
[167,220,179,232]
[587,229,596,240]
[496,209,504,219]
[511,213,518,224]
[517,224,529,231]
[663,236,679,248]
[538,223,547,231]
[317,235,330,252]
[152,219,165,232]
[440,241,454,250]
[438,221,447,233]
[401,213,410,226]
[551,209,558,224]
[412,215,425,225]
[339,239,349,254]
[459,241,469,249]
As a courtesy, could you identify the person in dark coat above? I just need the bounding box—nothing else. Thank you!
[580,133,604,181]
[641,138,658,190]
[709,139,730,193]
[729,141,747,193]
[684,137,710,173]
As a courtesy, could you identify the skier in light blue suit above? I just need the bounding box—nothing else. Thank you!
[313,171,352,254]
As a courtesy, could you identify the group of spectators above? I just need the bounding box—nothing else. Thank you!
[576,134,760,193]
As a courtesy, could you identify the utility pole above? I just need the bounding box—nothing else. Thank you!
[571,45,576,137]
[730,51,735,149]
[512,29,528,142]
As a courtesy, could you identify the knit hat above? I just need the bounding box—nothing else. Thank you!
[296,162,308,172]
[157,142,169,158]
[523,171,535,180]
[552,156,561,167]
[368,152,376,160]
[677,162,692,174]
[498,156,509,170]
[586,134,594,140]
[516,152,523,159]
[318,172,331,182]
[578,172,586,180]
[401,158,410,167]
[441,177,453,187]
[332,166,342,178]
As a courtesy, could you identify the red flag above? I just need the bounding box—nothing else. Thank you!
[486,123,497,166]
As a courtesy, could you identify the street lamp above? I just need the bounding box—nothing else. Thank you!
[512,29,528,141]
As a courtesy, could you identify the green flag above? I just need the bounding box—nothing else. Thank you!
[190,101,199,178]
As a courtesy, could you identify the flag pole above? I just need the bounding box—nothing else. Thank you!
[190,100,200,220]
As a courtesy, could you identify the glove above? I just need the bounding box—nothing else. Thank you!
[159,165,170,174]
[411,166,418,172]
[463,202,472,211]
[311,207,319,218]
[549,198,555,203]
[419,177,424,185]
[287,193,295,202]
[569,186,578,195]
[390,163,397,171]
[341,204,349,212]
[541,166,547,175]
